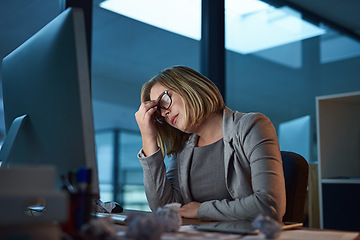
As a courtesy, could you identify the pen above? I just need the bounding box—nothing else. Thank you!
[77,167,90,193]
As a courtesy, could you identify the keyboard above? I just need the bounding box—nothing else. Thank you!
[95,212,128,224]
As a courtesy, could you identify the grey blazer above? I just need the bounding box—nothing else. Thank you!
[138,108,286,222]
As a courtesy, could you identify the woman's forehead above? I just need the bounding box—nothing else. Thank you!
[150,83,167,100]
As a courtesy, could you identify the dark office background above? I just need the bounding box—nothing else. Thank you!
[0,0,359,210]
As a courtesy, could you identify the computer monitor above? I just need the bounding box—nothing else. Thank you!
[0,8,99,196]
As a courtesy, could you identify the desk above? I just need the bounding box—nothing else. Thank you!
[4,212,357,240]
[175,222,360,240]
[0,223,62,240]
[110,212,360,240]
[241,229,360,240]
[181,217,213,226]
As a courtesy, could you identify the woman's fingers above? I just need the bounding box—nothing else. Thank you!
[144,104,157,120]
[135,100,160,156]
[137,100,157,118]
[135,100,160,137]
[135,101,154,120]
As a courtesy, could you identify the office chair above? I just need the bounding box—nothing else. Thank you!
[281,151,309,223]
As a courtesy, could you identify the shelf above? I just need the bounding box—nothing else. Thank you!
[316,91,360,230]
[322,178,360,184]
[316,91,360,180]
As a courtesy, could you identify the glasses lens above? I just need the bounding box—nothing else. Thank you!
[159,92,171,109]
[154,91,171,124]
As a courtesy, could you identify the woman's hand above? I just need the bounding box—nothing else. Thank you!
[179,201,201,219]
[135,100,159,156]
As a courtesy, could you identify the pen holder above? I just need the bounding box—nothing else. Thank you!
[63,192,92,237]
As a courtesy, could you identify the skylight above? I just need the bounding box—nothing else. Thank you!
[100,0,201,40]
[100,0,326,54]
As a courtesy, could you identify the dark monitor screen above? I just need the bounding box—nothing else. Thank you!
[1,8,99,195]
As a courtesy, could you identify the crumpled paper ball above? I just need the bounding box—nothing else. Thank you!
[125,202,182,240]
[125,212,163,240]
[79,216,118,240]
[156,203,182,232]
[252,214,282,239]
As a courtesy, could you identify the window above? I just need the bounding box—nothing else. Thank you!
[96,130,150,211]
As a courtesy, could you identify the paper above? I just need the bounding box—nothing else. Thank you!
[0,166,68,225]
[241,229,359,240]
[162,226,242,239]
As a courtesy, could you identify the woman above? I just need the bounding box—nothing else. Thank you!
[135,66,286,222]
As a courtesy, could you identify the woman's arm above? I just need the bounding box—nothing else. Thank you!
[136,100,183,211]
[138,150,183,212]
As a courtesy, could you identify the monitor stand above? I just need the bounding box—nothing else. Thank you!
[0,114,28,167]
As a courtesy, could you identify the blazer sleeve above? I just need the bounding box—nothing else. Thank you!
[138,149,183,212]
[197,113,286,222]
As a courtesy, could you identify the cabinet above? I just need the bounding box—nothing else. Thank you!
[316,91,360,231]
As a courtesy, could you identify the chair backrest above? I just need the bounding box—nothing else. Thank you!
[281,151,309,223]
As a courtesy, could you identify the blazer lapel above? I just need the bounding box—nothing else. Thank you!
[223,108,237,198]
[177,134,197,203]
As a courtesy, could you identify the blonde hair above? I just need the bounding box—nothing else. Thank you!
[140,66,225,156]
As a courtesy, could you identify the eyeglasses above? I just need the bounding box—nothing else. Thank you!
[154,90,172,124]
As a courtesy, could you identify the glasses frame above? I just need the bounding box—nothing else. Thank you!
[154,90,172,124]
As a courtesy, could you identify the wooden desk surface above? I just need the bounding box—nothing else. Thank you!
[122,209,213,226]
[181,217,214,226]
[118,209,360,240]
